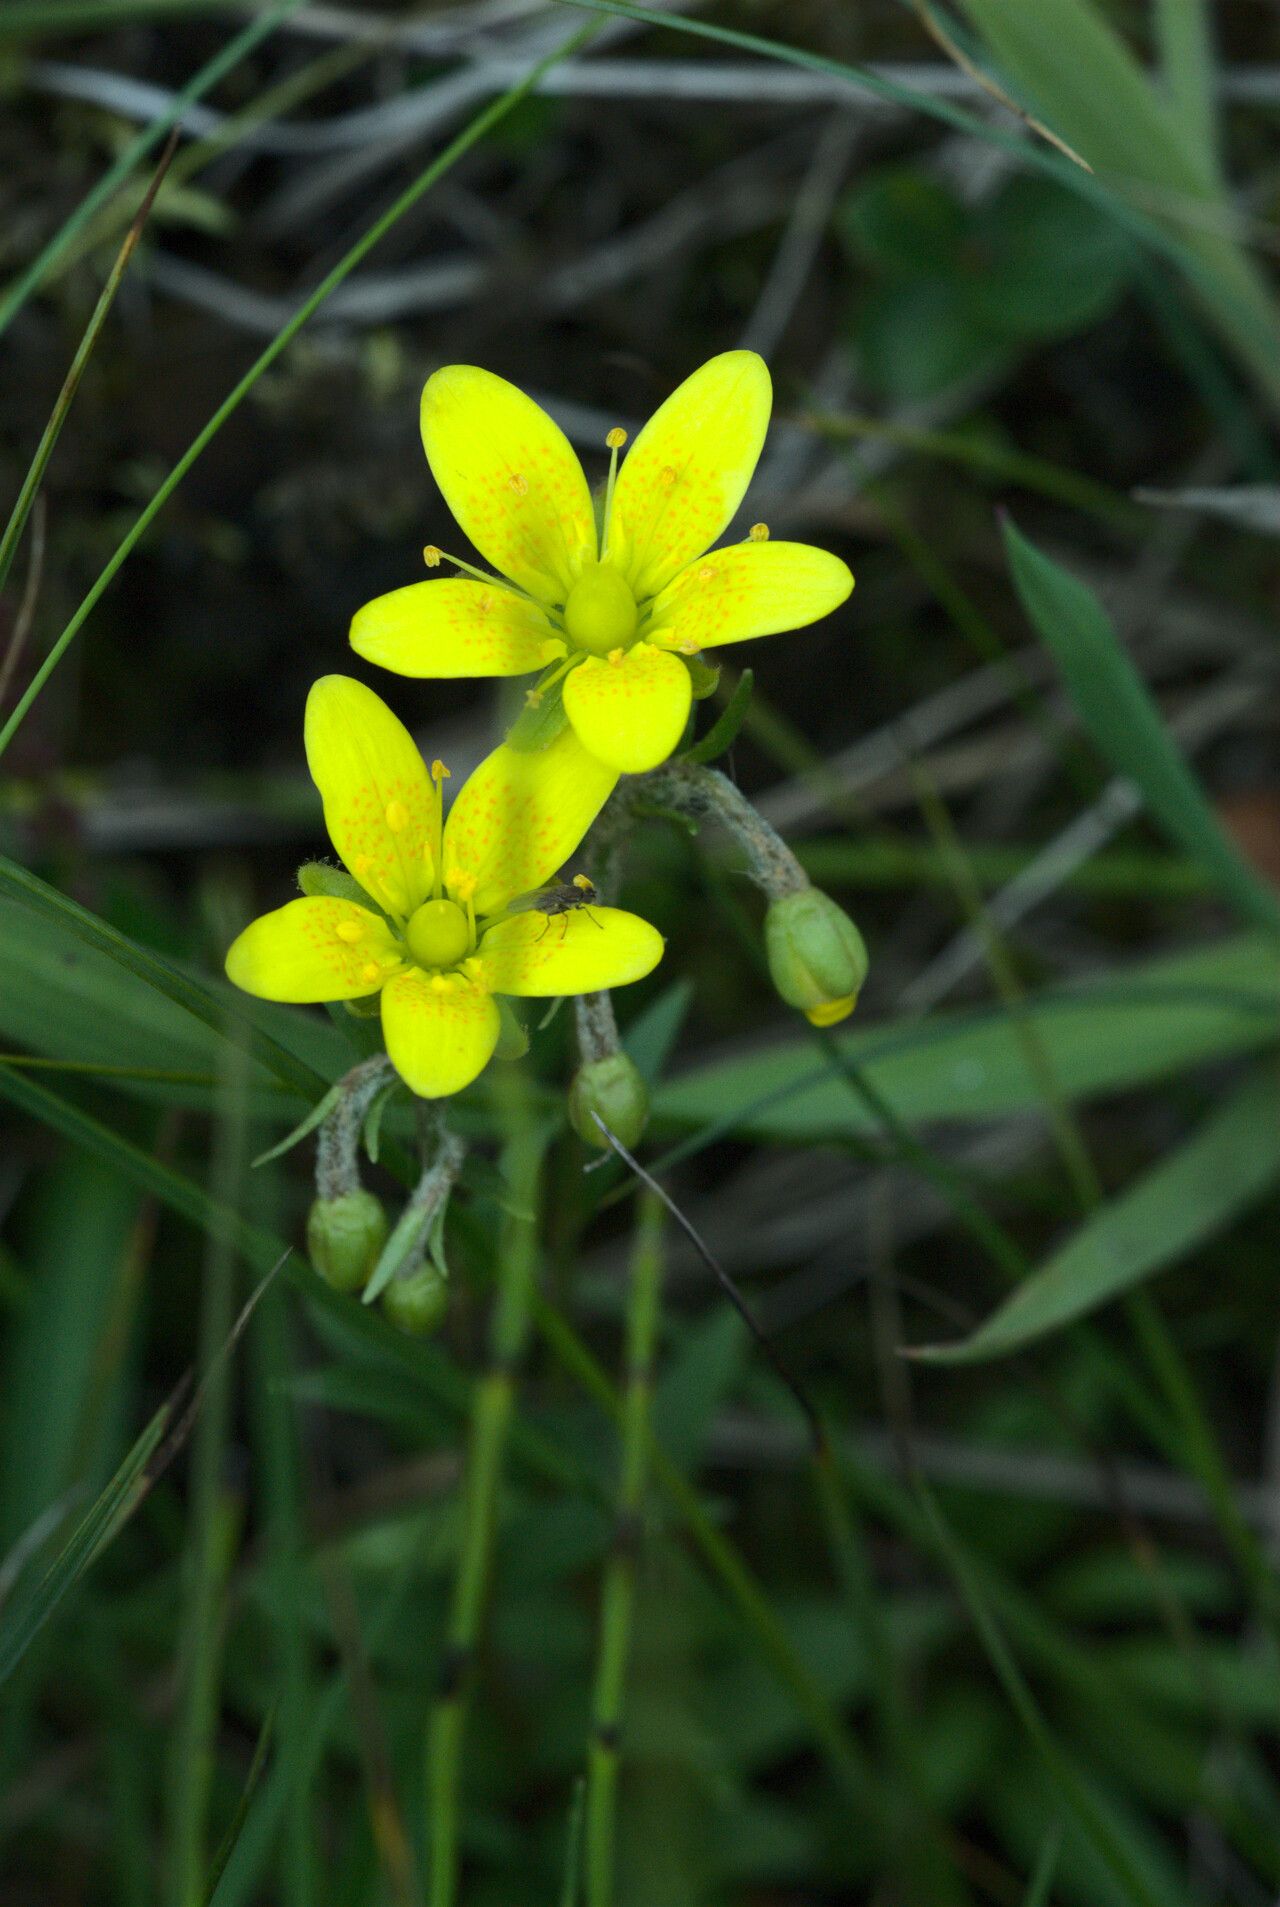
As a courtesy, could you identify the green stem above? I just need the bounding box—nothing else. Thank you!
[0,19,594,764]
[426,1074,545,1907]
[584,1192,664,1907]
[0,3,304,335]
[165,1009,250,1904]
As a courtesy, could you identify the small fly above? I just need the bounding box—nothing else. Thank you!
[508,873,604,941]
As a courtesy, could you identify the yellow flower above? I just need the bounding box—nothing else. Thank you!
[349,352,853,774]
[225,676,663,1098]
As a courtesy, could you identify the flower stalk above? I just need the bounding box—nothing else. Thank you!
[584,1190,665,1907]
[426,1072,543,1907]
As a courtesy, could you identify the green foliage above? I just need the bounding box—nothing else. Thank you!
[841,167,1131,398]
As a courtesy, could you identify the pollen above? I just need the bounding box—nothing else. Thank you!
[606,427,628,450]
[607,647,626,665]
[658,465,677,488]
[749,522,770,542]
[360,961,381,984]
[507,472,529,496]
[698,565,716,581]
[449,869,478,902]
[335,920,363,944]
[423,545,442,568]
[385,799,409,833]
[572,873,594,892]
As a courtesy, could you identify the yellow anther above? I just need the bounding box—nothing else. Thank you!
[524,687,544,709]
[449,869,478,901]
[335,920,362,944]
[431,758,451,784]
[507,471,529,496]
[360,962,381,984]
[477,592,493,614]
[698,565,716,581]
[749,521,770,542]
[384,799,409,833]
[659,465,677,488]
[607,646,626,665]
[423,544,442,568]
[606,426,628,450]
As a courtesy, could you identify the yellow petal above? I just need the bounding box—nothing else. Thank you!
[608,351,771,601]
[650,540,853,650]
[562,641,691,774]
[305,675,433,922]
[443,724,617,918]
[225,898,403,1003]
[380,968,500,1098]
[350,579,565,678]
[478,907,663,997]
[421,366,596,603]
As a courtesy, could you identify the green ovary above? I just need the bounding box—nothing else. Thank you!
[406,898,470,970]
[564,562,638,656]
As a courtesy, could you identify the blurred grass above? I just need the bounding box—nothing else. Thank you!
[3,2,1280,1904]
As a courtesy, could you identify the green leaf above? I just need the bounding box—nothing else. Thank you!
[0,863,340,1103]
[0,1395,169,1685]
[914,1067,1280,1363]
[653,934,1279,1142]
[1001,521,1280,933]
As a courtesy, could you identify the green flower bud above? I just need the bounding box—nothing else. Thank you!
[306,1190,389,1293]
[569,1052,649,1151]
[382,1265,449,1335]
[764,886,869,1027]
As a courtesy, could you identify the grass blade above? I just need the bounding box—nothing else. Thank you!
[0,135,176,600]
[0,22,592,764]
[0,2,303,333]
[915,1066,1280,1362]
[1001,519,1280,933]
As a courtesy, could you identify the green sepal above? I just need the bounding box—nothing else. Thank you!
[680,668,754,765]
[505,672,570,751]
[684,653,722,701]
[495,996,530,1060]
[343,995,383,1020]
[298,861,378,909]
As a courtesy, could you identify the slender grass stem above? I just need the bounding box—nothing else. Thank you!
[0,135,176,602]
[584,1192,664,1907]
[0,3,304,335]
[0,20,593,764]
[165,1000,250,1906]
[426,1073,545,1907]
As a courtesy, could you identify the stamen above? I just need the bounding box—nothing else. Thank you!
[749,522,770,542]
[429,759,449,901]
[422,544,509,589]
[524,687,543,709]
[607,646,626,665]
[600,425,628,559]
[465,889,477,952]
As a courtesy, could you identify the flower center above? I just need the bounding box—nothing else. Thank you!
[406,898,470,971]
[564,562,637,656]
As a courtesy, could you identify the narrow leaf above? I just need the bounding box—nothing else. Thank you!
[1002,519,1280,932]
[915,1068,1280,1362]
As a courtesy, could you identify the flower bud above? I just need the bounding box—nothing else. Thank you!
[764,887,868,1027]
[569,1052,649,1151]
[382,1264,449,1335]
[306,1190,388,1294]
